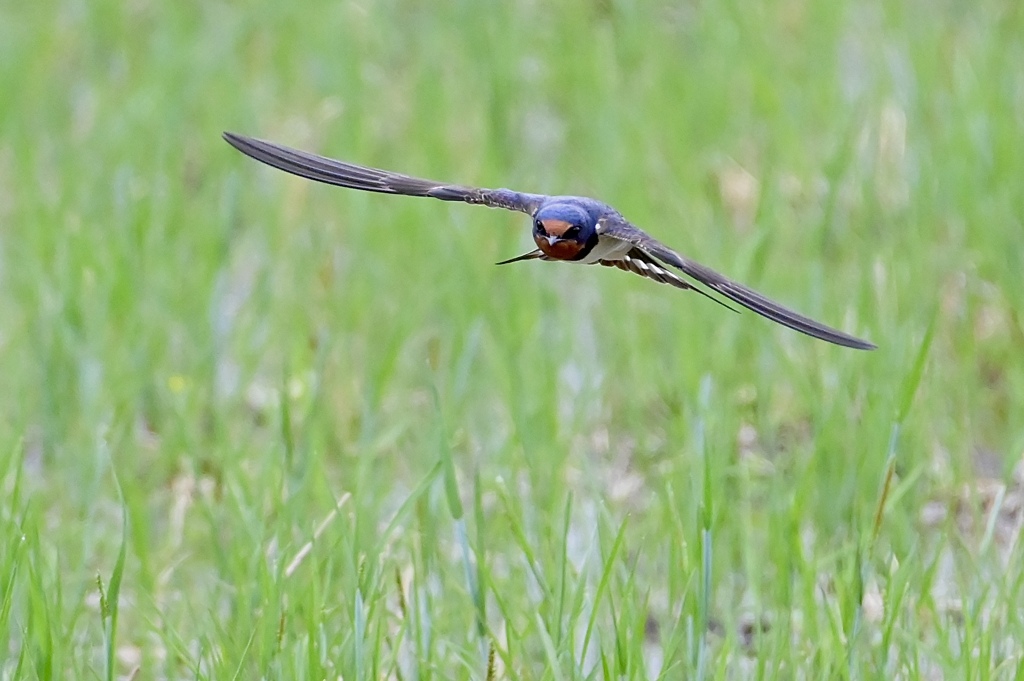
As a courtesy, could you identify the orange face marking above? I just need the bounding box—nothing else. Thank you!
[534,234,584,260]
[540,219,572,237]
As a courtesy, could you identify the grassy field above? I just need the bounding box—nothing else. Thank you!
[2,0,1023,677]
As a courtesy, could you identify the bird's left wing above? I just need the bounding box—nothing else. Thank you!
[223,132,544,215]
[598,216,876,350]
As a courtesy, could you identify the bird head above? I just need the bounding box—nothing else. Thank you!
[532,203,599,261]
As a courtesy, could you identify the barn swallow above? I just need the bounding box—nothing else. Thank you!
[223,132,874,349]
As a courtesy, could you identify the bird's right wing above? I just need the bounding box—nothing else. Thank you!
[223,132,544,215]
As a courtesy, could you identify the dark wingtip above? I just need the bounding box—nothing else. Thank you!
[222,131,249,150]
[848,337,878,351]
[808,329,877,350]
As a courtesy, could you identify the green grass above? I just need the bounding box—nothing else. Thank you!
[2,0,1023,677]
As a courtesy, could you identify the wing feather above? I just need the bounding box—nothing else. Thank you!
[223,132,543,215]
[598,248,739,312]
[598,217,875,349]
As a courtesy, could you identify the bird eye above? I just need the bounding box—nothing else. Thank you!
[565,225,581,239]
[534,220,547,235]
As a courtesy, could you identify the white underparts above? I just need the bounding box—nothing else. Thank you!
[576,236,632,264]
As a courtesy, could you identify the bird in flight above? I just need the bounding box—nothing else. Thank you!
[223,132,874,350]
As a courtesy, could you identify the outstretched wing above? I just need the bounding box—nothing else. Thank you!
[223,132,544,215]
[598,216,876,350]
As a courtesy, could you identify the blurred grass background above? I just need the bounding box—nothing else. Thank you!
[1,0,1022,677]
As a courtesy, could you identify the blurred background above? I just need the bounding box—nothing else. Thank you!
[2,0,1022,677]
